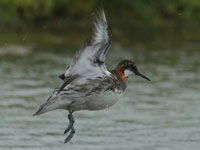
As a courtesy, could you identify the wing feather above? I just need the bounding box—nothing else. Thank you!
[66,8,111,75]
[59,8,112,89]
[91,9,111,45]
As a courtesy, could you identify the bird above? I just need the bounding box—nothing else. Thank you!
[33,8,150,143]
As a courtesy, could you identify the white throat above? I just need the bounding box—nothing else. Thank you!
[124,69,133,78]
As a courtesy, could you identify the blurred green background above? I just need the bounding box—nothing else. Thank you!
[0,0,200,49]
[1,0,200,29]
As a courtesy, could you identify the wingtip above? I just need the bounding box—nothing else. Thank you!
[96,7,107,23]
[90,7,110,45]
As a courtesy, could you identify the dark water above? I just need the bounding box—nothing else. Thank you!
[0,33,200,150]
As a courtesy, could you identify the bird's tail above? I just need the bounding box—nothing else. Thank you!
[33,95,60,116]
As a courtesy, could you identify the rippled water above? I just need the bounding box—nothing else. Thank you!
[0,39,200,150]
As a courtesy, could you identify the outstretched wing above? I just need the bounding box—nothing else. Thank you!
[58,8,112,92]
[67,8,111,76]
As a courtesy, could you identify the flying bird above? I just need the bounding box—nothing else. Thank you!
[33,8,150,143]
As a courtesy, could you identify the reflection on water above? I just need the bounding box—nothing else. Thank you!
[0,35,200,150]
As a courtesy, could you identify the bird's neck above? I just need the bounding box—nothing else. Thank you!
[115,66,127,83]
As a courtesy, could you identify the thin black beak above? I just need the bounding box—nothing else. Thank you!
[136,72,151,81]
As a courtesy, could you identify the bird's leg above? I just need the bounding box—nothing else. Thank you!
[64,109,75,143]
[64,110,74,134]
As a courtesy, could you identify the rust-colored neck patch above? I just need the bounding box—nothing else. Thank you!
[116,65,127,83]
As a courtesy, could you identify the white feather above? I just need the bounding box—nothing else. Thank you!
[124,69,133,77]
[63,9,112,82]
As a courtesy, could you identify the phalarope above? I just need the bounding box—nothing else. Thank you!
[33,8,150,143]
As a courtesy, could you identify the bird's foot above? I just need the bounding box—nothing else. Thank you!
[64,110,75,143]
[64,126,75,143]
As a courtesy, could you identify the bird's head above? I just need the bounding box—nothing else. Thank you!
[115,60,150,82]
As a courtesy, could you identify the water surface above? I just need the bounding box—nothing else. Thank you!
[0,34,200,150]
